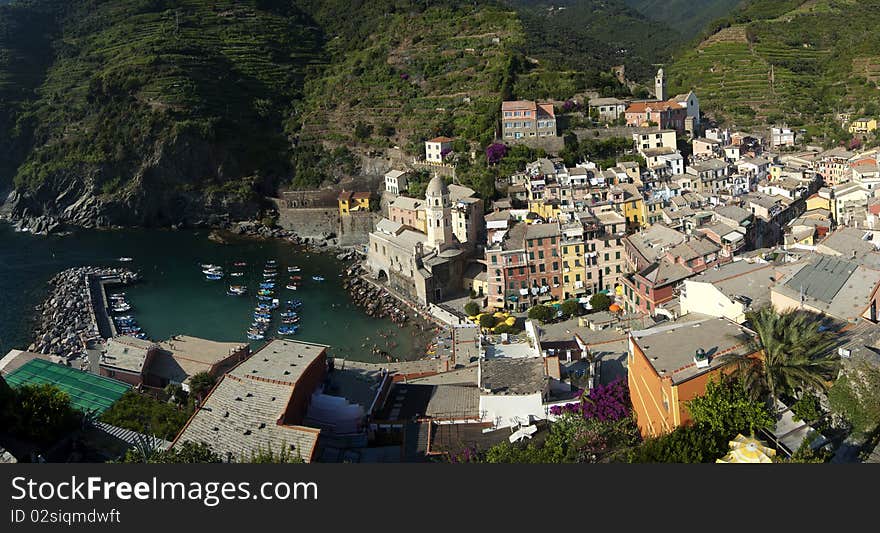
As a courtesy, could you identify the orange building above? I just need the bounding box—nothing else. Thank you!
[627,316,758,437]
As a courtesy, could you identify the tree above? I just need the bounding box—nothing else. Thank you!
[99,391,191,441]
[485,143,507,165]
[560,299,580,318]
[464,302,480,316]
[625,423,728,463]
[685,377,775,436]
[353,121,373,140]
[12,384,81,445]
[478,314,497,330]
[188,372,216,402]
[828,362,880,436]
[121,441,224,463]
[527,304,554,323]
[744,307,839,412]
[589,292,612,312]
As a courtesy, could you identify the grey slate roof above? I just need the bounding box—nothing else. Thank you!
[173,340,328,462]
[479,357,547,396]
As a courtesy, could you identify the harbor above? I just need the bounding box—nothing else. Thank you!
[0,224,436,363]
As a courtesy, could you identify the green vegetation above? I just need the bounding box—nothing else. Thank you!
[828,362,880,437]
[624,0,743,39]
[629,377,775,463]
[99,390,192,441]
[508,0,682,81]
[188,372,216,402]
[482,414,641,463]
[589,292,613,312]
[527,304,554,323]
[668,0,880,132]
[743,307,839,412]
[559,299,580,319]
[478,314,497,329]
[9,383,81,445]
[121,440,222,464]
[464,302,481,316]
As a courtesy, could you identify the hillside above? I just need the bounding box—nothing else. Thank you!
[2,0,327,228]
[667,0,880,138]
[507,0,681,81]
[623,0,743,39]
[0,0,545,228]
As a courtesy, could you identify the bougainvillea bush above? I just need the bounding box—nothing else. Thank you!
[485,142,507,164]
[549,377,631,422]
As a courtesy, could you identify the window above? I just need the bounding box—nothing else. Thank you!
[604,253,610,261]
[539,264,546,273]
[553,276,559,285]
[575,274,581,281]
[615,251,621,260]
[537,238,543,246]
[538,251,545,260]
[519,267,525,275]
[552,262,558,270]
[605,267,610,275]
[491,255,497,264]
[550,237,556,245]
[564,275,569,283]
[529,252,534,261]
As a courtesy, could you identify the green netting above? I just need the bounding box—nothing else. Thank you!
[5,359,130,415]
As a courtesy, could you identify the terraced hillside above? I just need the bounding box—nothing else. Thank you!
[667,0,880,130]
[296,2,525,149]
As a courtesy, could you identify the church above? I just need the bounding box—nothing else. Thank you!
[366,174,482,305]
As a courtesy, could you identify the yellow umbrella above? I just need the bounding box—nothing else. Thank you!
[716,434,776,463]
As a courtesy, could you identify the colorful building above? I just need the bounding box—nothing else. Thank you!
[628,317,758,437]
[338,190,372,215]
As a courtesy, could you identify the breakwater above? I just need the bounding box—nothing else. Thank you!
[30,266,138,360]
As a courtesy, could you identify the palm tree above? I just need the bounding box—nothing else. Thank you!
[742,307,840,414]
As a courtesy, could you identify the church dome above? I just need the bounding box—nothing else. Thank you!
[426,174,448,197]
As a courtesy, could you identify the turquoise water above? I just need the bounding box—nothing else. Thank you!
[0,224,433,362]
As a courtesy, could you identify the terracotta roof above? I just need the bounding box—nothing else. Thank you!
[625,100,683,114]
[502,100,537,111]
[428,136,454,143]
[338,190,352,201]
[351,191,371,199]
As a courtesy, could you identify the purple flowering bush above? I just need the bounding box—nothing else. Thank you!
[485,142,507,164]
[549,378,631,422]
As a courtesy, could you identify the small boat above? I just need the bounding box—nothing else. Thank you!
[277,326,298,335]
[312,275,325,282]
[256,295,273,302]
[259,282,275,288]
[234,261,247,267]
[205,274,223,281]
[230,272,244,277]
[118,257,133,262]
[281,317,300,324]
[247,333,265,340]
[114,315,133,321]
[227,286,247,296]
[288,266,301,273]
[287,299,302,307]
[133,333,147,339]
[111,305,131,312]
[286,285,298,290]
[280,311,297,319]
[201,263,218,269]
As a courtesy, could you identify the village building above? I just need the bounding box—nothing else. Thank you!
[425,137,454,164]
[501,100,557,140]
[589,97,628,122]
[384,169,410,196]
[628,316,758,437]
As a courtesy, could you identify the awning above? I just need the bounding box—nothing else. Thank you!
[507,295,519,302]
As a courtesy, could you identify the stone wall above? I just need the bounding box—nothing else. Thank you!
[274,205,378,247]
[276,207,339,240]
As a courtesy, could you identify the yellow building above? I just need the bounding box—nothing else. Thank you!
[615,192,646,229]
[561,239,587,300]
[338,191,372,215]
[528,201,561,221]
[849,117,878,134]
[806,193,831,212]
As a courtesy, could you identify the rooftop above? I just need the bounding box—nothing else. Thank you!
[101,336,156,374]
[775,255,880,322]
[631,317,756,385]
[173,340,328,462]
[817,227,877,258]
[479,357,548,395]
